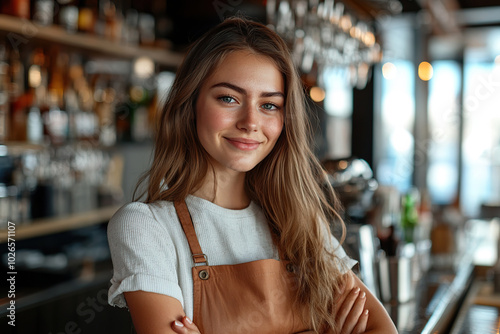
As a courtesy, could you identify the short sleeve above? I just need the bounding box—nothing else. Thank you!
[322,224,358,274]
[107,202,184,308]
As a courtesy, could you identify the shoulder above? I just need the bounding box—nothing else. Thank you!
[109,201,177,224]
[107,201,178,242]
[111,201,153,220]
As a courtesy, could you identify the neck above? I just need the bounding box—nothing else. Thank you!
[193,169,250,210]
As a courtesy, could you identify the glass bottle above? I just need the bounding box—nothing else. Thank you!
[33,0,55,26]
[401,189,419,243]
[78,0,97,33]
[44,92,68,145]
[58,0,79,33]
[10,0,31,19]
[26,88,44,144]
[0,44,9,142]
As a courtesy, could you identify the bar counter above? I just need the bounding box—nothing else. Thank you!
[388,218,499,333]
[390,255,475,333]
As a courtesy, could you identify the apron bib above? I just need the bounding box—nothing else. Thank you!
[174,200,313,334]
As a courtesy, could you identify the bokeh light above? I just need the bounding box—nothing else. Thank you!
[418,61,434,81]
[310,86,326,102]
[382,62,397,80]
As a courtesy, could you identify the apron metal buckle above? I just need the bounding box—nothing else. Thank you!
[192,253,209,266]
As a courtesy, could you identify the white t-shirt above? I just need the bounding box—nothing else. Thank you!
[107,195,356,319]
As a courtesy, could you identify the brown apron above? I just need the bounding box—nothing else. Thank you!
[174,200,313,334]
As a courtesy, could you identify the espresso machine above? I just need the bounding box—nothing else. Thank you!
[322,157,379,224]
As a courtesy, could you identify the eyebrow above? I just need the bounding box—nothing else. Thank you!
[210,82,285,99]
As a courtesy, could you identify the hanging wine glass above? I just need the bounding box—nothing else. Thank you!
[268,0,383,89]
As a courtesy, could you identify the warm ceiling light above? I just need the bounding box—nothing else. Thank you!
[382,62,397,80]
[310,86,326,102]
[418,61,433,81]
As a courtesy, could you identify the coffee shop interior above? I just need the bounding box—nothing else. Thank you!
[1,0,500,333]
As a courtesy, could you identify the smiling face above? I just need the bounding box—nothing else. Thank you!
[195,50,285,176]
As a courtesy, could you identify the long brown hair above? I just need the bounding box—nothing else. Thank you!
[135,17,347,333]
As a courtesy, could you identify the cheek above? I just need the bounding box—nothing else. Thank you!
[197,101,233,136]
[202,113,231,135]
[267,117,284,143]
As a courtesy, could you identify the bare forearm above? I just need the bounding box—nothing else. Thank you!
[362,314,398,334]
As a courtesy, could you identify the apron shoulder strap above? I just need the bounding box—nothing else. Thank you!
[174,200,208,266]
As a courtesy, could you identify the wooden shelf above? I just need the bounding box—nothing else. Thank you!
[0,141,45,155]
[0,14,184,67]
[0,205,121,243]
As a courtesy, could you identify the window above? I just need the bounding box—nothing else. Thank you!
[427,61,461,205]
[376,60,415,194]
[461,56,500,216]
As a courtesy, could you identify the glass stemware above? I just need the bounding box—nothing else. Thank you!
[268,0,383,89]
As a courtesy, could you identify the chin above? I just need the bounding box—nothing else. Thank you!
[228,162,259,173]
[231,166,255,173]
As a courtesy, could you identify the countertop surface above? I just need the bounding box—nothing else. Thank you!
[388,261,475,333]
[453,304,500,334]
[387,218,499,333]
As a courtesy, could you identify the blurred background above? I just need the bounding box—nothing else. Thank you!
[0,0,500,333]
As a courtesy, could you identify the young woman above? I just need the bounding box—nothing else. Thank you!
[107,17,398,334]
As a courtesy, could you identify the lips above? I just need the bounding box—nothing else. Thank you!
[225,137,261,151]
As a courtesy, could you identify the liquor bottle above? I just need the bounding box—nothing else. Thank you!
[28,48,48,90]
[69,54,98,142]
[78,87,98,141]
[0,45,9,142]
[122,8,139,45]
[33,0,55,26]
[47,49,67,106]
[78,0,97,33]
[10,0,31,19]
[9,47,25,101]
[26,90,44,144]
[129,84,151,142]
[8,46,33,142]
[64,84,78,141]
[138,12,155,46]
[58,0,79,33]
[100,0,123,41]
[27,107,43,144]
[45,50,69,144]
[44,92,68,145]
[94,76,116,146]
[28,48,49,141]
[401,188,419,243]
[114,94,132,142]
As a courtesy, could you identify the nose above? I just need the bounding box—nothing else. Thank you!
[236,106,258,132]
